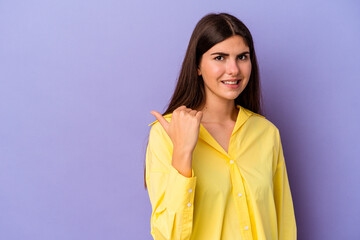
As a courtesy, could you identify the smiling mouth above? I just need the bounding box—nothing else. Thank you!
[221,80,240,85]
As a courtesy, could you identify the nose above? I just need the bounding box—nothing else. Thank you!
[226,58,240,76]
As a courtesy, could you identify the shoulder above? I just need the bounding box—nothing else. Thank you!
[241,107,281,143]
[242,108,283,157]
[243,107,279,132]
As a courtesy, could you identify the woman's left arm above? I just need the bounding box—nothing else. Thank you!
[273,129,297,240]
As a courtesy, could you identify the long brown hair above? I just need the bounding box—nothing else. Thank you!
[144,12,264,189]
[164,12,263,115]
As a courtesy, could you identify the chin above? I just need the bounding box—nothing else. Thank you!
[223,94,240,100]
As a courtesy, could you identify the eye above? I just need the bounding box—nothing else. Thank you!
[214,56,224,61]
[238,54,248,60]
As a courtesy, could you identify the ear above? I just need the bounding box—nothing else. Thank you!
[197,67,201,76]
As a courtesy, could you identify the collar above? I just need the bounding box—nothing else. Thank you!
[147,105,265,157]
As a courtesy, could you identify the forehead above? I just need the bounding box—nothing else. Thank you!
[207,35,249,53]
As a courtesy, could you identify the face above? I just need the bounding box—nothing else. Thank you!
[197,35,251,105]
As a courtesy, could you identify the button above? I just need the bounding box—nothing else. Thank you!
[187,203,192,207]
[238,193,242,197]
[244,226,249,230]
[188,189,192,193]
[230,160,234,164]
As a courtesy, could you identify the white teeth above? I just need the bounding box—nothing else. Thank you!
[222,80,238,85]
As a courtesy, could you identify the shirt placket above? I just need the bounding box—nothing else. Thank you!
[228,157,253,240]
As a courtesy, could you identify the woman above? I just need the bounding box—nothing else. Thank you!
[145,12,297,240]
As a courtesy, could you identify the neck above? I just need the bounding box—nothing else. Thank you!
[197,99,238,123]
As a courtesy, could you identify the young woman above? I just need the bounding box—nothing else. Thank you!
[145,12,297,240]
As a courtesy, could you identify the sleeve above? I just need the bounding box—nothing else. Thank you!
[145,123,197,240]
[273,129,297,240]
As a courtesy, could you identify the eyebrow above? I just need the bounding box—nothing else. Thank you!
[210,51,250,56]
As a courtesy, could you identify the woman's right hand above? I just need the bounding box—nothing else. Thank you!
[150,105,203,177]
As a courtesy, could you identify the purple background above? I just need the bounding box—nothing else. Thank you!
[1,0,359,239]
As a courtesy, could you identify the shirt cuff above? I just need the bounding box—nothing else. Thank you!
[164,164,197,212]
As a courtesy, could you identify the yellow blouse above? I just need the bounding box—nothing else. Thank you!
[145,105,296,240]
